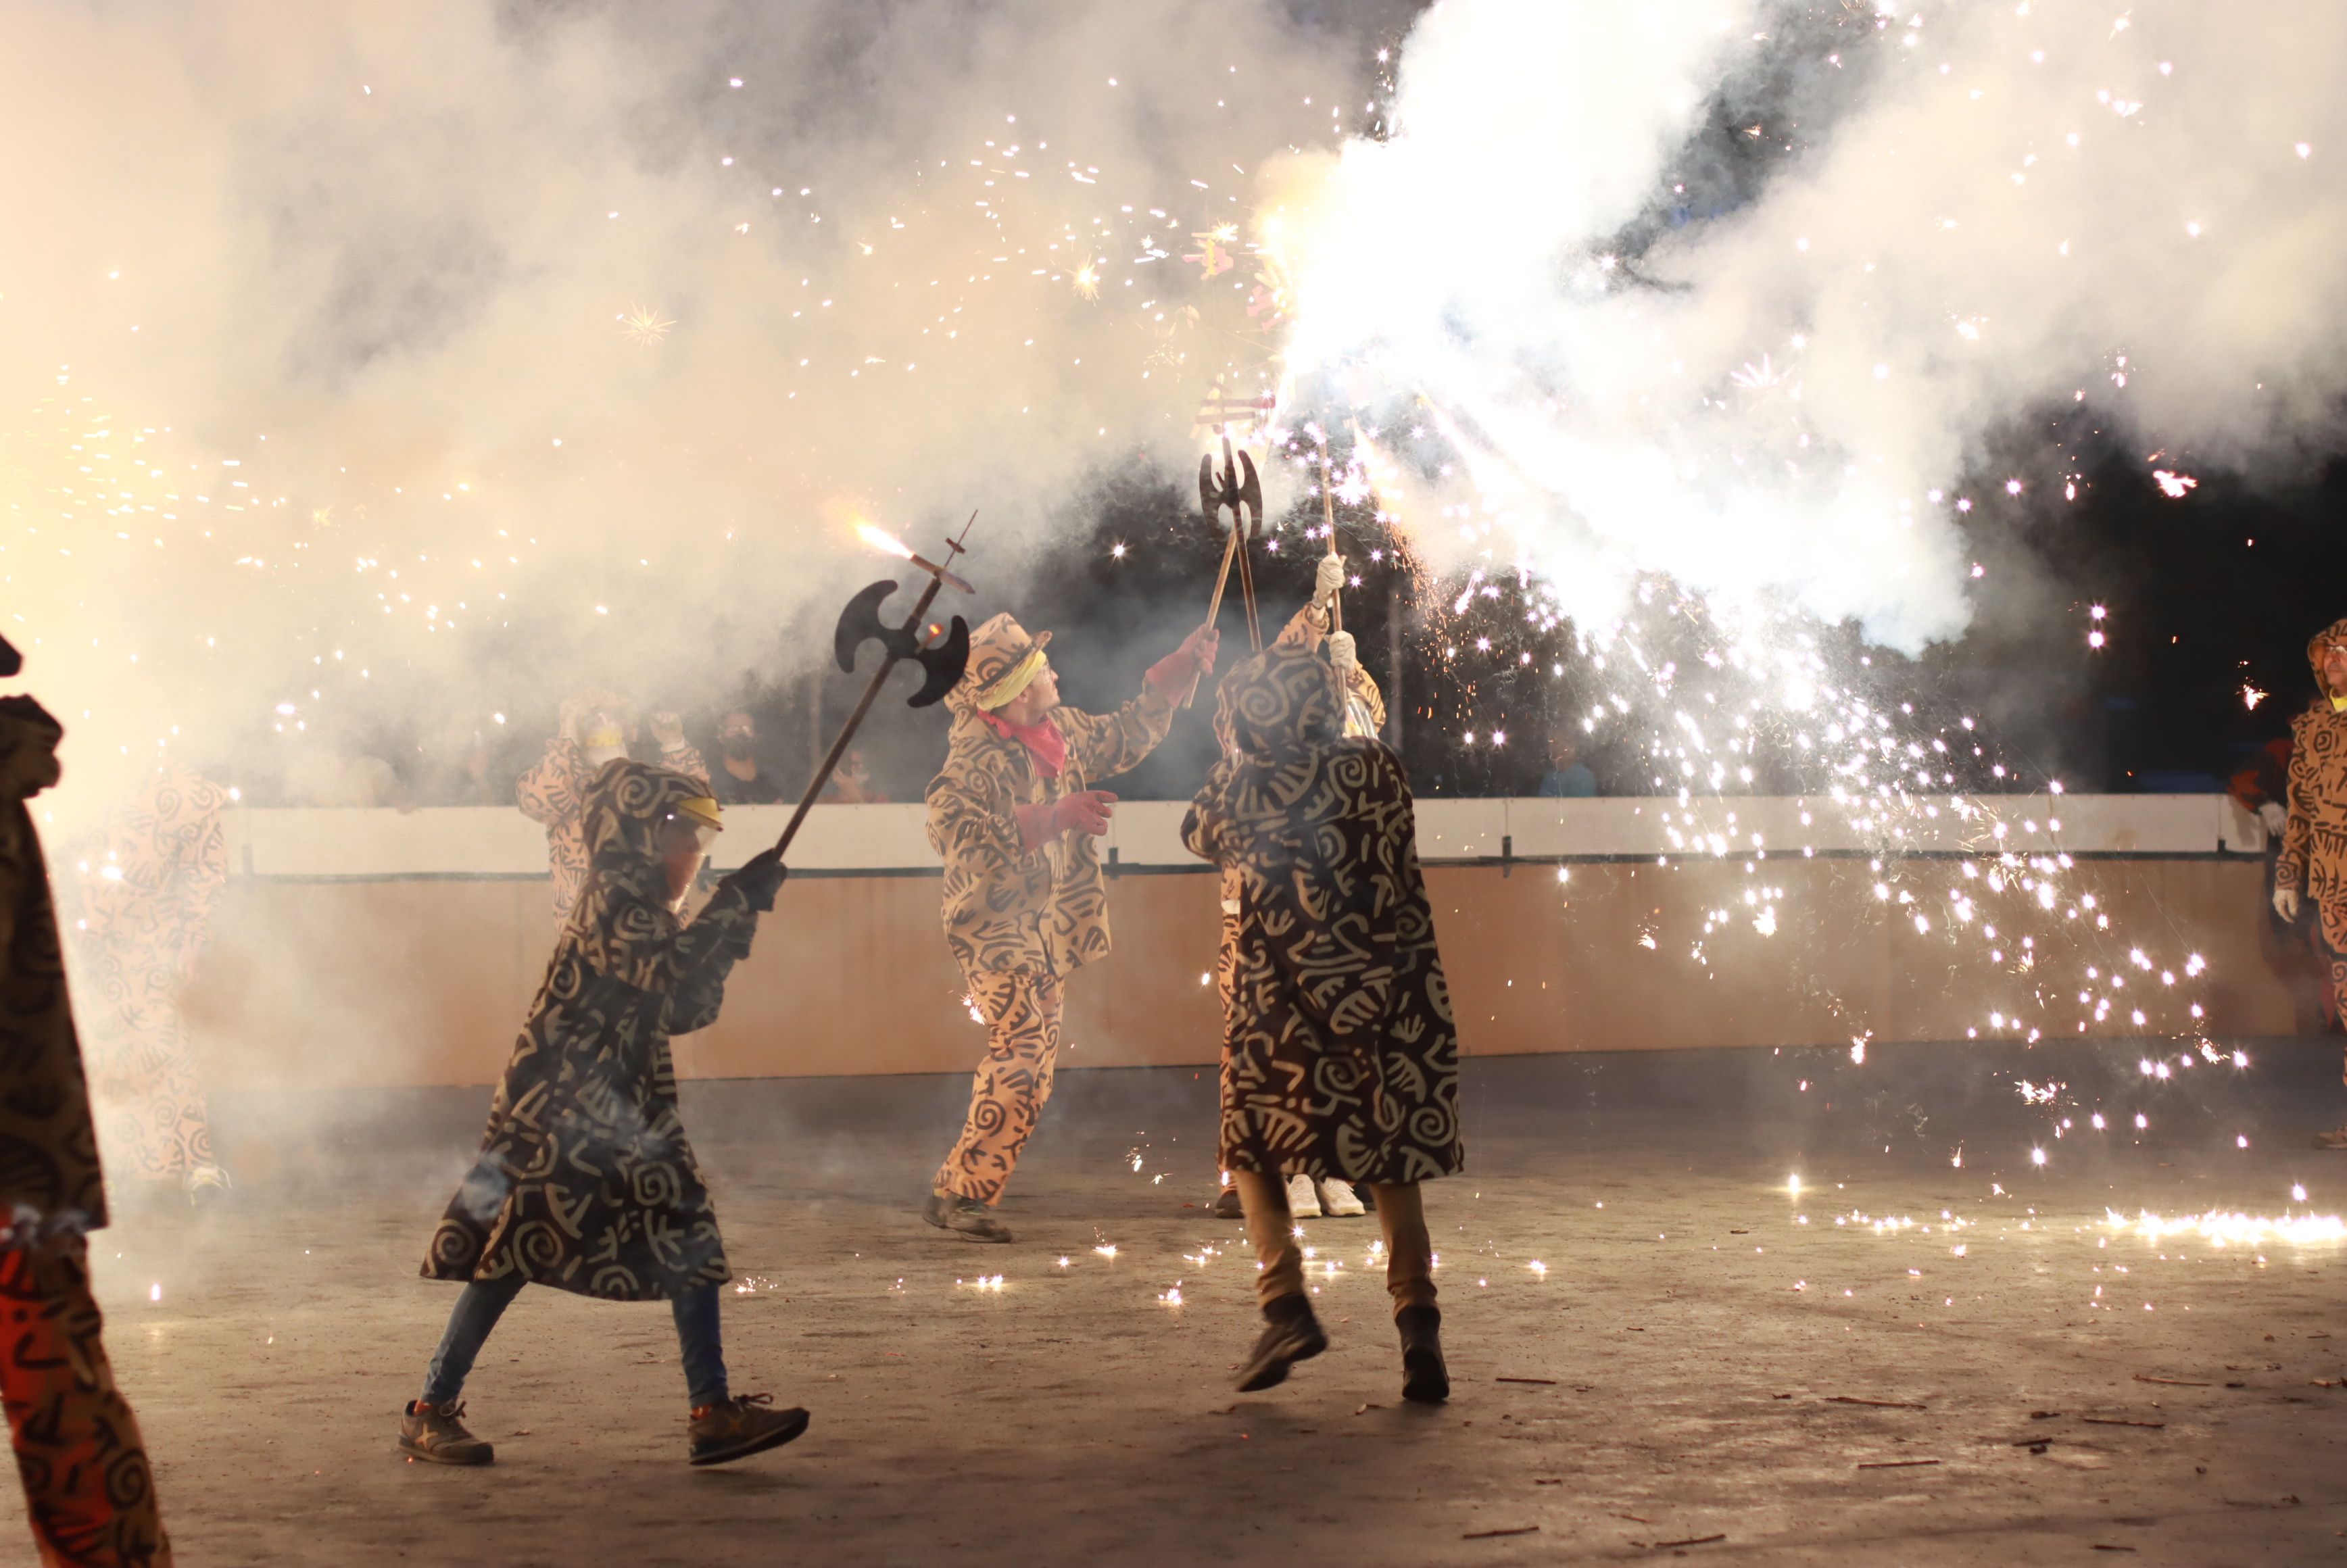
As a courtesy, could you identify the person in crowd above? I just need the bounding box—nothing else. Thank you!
[72,761,233,1204]
[280,714,402,808]
[1537,732,1597,798]
[0,682,174,1565]
[710,708,787,806]
[403,763,800,1468]
[821,748,889,804]
[518,691,703,920]
[1182,639,1461,1402]
[416,712,503,807]
[2275,616,2347,1146]
[1210,558,1378,1223]
[919,612,1216,1242]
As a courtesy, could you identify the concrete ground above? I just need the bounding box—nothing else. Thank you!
[11,1039,2347,1566]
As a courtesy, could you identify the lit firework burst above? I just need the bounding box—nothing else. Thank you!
[616,305,674,346]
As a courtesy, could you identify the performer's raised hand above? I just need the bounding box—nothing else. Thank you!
[1314,554,1346,604]
[1146,625,1219,702]
[1328,630,1359,675]
[649,711,687,750]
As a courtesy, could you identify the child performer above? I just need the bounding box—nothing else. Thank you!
[1182,641,1461,1402]
[400,761,798,1467]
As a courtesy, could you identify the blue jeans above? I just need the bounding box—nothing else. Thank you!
[420,1275,729,1409]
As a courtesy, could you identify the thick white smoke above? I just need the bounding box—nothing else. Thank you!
[0,0,1388,808]
[1272,0,2347,652]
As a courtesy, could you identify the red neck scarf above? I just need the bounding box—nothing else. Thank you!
[979,710,1067,779]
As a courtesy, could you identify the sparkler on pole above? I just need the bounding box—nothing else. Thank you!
[771,512,978,857]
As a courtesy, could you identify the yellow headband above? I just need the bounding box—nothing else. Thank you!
[581,725,625,752]
[673,795,723,832]
[976,647,1048,711]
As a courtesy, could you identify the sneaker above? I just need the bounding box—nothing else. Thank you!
[1234,1294,1328,1392]
[2315,1127,2347,1150]
[1211,1183,1244,1220]
[1284,1173,1322,1219]
[1313,1178,1365,1217]
[921,1191,1013,1243]
[687,1394,810,1467]
[1397,1304,1449,1404]
[398,1400,493,1465]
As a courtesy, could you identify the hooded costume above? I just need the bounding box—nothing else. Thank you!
[1182,644,1461,1187]
[923,612,1179,1206]
[2277,616,2347,1038]
[0,697,172,1567]
[425,761,755,1300]
[71,763,228,1185]
[518,730,705,921]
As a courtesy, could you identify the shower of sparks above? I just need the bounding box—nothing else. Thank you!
[2243,683,2268,710]
[616,305,675,346]
[2106,1209,2347,1247]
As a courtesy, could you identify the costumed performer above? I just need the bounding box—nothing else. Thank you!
[920,611,1217,1242]
[1182,639,1460,1402]
[400,761,800,1468]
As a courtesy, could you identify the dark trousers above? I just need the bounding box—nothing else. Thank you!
[420,1275,728,1409]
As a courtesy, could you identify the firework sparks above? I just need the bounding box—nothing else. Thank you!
[616,305,675,346]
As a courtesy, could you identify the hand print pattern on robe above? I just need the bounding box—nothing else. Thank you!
[425,761,756,1301]
[1183,645,1461,1186]
[69,764,226,1183]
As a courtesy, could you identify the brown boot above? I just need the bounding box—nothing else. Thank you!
[1397,1304,1449,1404]
[399,1399,493,1465]
[1235,1294,1327,1392]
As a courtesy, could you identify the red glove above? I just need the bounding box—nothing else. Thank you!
[1145,625,1221,702]
[1016,790,1117,849]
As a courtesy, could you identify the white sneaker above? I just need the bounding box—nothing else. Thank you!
[1285,1172,1322,1219]
[1313,1178,1365,1217]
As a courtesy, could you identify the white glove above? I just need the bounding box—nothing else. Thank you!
[1313,554,1345,603]
[1327,630,1358,673]
[2259,801,2288,835]
[2275,885,2301,921]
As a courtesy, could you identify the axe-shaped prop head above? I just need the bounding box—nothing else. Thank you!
[834,580,971,708]
[1199,447,1263,541]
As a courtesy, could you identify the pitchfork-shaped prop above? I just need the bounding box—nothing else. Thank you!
[1188,435,1263,706]
[771,513,977,856]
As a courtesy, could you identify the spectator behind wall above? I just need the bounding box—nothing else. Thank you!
[710,708,788,806]
[1536,733,1597,798]
[518,689,706,920]
[821,748,889,804]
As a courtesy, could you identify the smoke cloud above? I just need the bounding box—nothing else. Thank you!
[1272,0,2347,652]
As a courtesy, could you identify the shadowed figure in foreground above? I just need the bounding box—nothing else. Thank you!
[404,760,799,1469]
[1183,639,1462,1402]
[0,687,174,1566]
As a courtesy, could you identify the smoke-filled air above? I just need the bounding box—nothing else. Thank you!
[7,0,2346,802]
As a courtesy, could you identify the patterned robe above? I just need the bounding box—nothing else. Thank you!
[425,762,758,1301]
[518,736,706,920]
[0,700,105,1243]
[927,677,1174,979]
[71,764,228,1182]
[1182,645,1462,1185]
[0,698,172,1567]
[2277,616,2347,1021]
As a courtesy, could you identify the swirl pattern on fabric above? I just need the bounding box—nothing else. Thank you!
[2278,616,2347,1054]
[67,763,226,1183]
[422,760,757,1301]
[1182,645,1462,1186]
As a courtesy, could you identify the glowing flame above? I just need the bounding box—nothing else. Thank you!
[855,521,915,560]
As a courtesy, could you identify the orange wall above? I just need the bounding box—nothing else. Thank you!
[180,857,2298,1089]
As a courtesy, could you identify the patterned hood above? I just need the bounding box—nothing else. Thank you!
[1216,643,1340,759]
[573,759,713,987]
